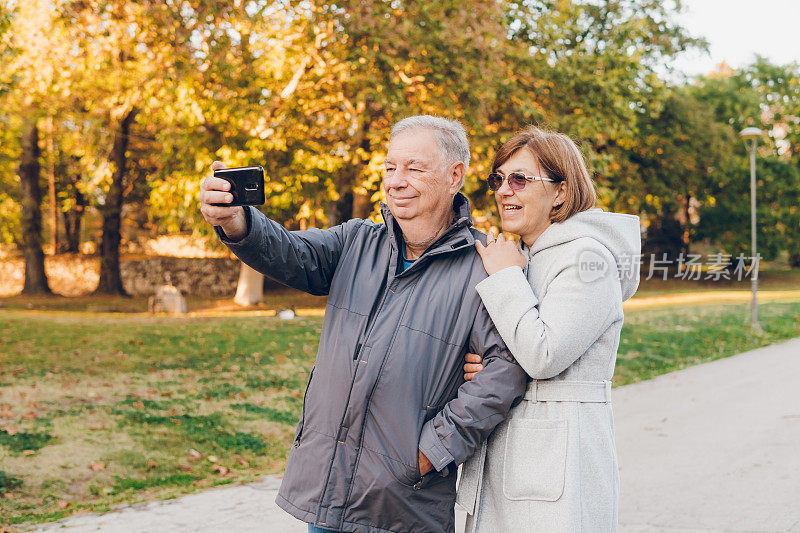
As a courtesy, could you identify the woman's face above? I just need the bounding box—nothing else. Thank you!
[494,148,565,245]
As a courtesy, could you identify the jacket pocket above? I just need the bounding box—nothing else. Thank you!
[293,366,315,446]
[384,406,431,486]
[502,418,567,501]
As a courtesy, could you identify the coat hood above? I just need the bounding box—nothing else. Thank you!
[523,208,642,301]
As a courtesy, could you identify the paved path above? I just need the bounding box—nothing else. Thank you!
[615,337,800,533]
[34,338,800,532]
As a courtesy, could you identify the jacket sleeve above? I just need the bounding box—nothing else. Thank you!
[417,303,528,470]
[474,242,621,379]
[214,206,361,296]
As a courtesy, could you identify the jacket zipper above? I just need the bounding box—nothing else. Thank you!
[315,264,396,518]
[343,273,420,510]
[294,366,315,447]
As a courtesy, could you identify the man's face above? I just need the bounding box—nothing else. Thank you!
[383,129,455,224]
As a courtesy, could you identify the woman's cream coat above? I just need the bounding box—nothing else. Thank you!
[457,209,641,533]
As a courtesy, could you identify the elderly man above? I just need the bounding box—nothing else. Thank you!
[199,115,527,533]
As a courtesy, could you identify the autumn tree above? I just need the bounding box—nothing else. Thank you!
[54,0,246,293]
[0,2,20,246]
[693,60,800,263]
[0,0,69,293]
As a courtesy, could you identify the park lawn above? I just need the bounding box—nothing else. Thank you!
[1,298,799,526]
[632,267,800,297]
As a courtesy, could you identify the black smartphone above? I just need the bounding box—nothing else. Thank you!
[212,166,265,206]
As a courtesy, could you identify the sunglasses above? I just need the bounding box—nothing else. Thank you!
[487,171,560,191]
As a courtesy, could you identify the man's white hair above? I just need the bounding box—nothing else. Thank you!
[390,115,470,189]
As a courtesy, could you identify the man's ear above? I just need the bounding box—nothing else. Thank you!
[448,161,465,194]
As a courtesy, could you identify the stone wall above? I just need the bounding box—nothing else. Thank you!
[0,255,244,297]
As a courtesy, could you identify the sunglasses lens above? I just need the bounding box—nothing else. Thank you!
[508,173,527,190]
[487,174,502,191]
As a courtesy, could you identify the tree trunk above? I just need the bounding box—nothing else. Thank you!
[352,190,373,220]
[19,119,51,294]
[350,118,374,220]
[94,108,136,295]
[47,116,58,253]
[234,261,263,306]
[62,184,85,253]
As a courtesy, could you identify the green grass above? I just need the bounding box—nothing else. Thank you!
[633,267,800,297]
[0,297,798,527]
[615,300,800,386]
[0,429,54,454]
[0,471,23,491]
[0,313,320,526]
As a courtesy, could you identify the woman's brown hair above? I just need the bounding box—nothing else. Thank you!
[492,126,596,223]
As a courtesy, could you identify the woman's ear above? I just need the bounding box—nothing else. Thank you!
[553,180,568,207]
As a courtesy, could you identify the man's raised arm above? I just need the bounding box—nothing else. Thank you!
[200,161,361,296]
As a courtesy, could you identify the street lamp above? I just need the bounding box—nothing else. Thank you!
[739,126,763,332]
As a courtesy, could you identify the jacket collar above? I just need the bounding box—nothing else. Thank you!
[380,192,475,257]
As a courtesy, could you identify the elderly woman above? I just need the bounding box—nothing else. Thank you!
[456,126,641,532]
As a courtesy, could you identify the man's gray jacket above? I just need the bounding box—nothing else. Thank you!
[215,193,527,533]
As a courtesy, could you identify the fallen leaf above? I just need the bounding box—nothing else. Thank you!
[147,459,158,470]
[88,423,105,431]
[207,455,218,463]
[57,500,71,509]
[1,426,19,435]
[188,449,202,460]
[170,418,182,425]
[22,411,37,420]
[212,465,228,476]
[178,462,192,472]
[132,401,144,409]
[88,461,105,471]
[237,458,249,467]
[192,479,211,487]
[23,450,35,456]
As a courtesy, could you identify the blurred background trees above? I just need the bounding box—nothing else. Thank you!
[1,0,798,296]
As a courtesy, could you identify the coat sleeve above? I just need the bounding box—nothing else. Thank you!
[417,303,529,471]
[474,242,622,380]
[214,206,361,296]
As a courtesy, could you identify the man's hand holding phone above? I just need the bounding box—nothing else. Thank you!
[199,161,247,241]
